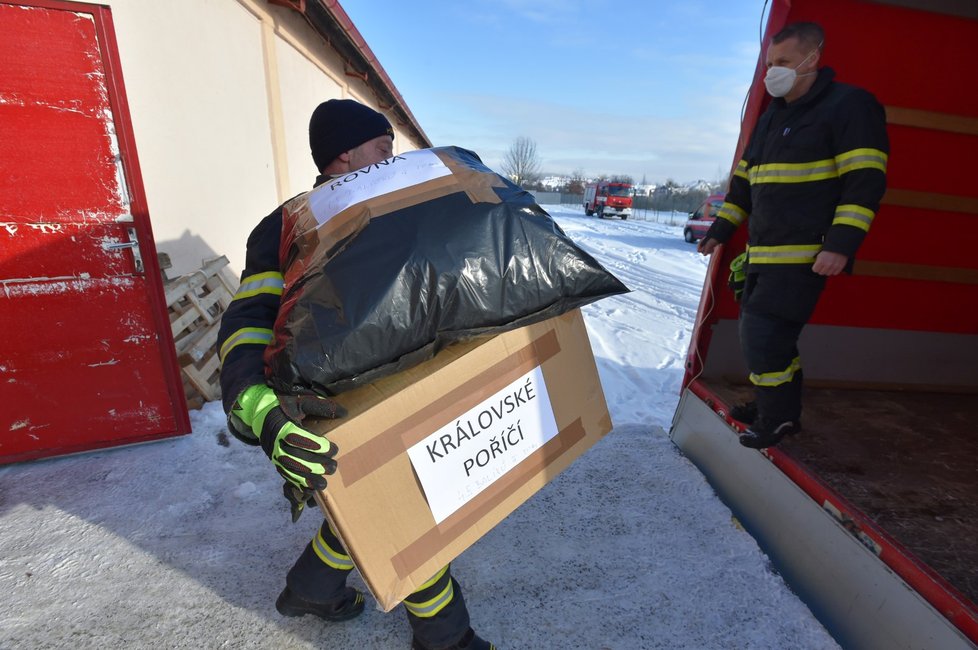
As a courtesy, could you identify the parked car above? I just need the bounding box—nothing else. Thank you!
[683,193,724,243]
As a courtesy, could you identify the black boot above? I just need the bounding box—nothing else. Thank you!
[275,586,365,622]
[412,628,496,650]
[739,418,800,449]
[729,400,758,424]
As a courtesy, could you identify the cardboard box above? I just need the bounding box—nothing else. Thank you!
[309,308,612,611]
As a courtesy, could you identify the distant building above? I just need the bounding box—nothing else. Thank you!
[538,175,570,190]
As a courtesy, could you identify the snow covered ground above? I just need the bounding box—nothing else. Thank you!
[0,204,839,649]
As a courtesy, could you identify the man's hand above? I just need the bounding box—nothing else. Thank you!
[230,385,342,491]
[259,407,337,491]
[812,250,848,276]
[283,482,316,523]
[697,237,720,256]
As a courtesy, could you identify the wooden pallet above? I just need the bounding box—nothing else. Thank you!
[164,256,237,409]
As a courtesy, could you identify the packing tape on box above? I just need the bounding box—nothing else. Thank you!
[337,329,562,487]
[283,149,509,283]
[391,418,586,578]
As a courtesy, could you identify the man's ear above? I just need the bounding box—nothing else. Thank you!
[323,150,352,175]
[809,44,822,69]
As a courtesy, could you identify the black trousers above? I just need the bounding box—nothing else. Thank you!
[287,519,471,649]
[738,270,826,423]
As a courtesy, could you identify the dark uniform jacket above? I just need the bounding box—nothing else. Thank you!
[217,174,332,414]
[705,67,889,270]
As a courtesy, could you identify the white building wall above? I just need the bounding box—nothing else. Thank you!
[70,0,425,278]
[273,26,345,197]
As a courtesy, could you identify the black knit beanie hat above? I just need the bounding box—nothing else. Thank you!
[309,99,394,171]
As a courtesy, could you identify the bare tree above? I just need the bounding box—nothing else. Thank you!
[502,136,541,187]
[564,167,587,195]
[715,164,731,193]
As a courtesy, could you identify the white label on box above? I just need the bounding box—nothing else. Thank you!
[307,149,452,227]
[406,365,559,524]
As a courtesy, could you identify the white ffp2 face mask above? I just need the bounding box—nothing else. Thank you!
[764,66,799,97]
[764,43,821,98]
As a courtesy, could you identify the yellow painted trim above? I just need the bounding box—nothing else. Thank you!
[886,106,978,137]
[882,189,978,215]
[260,20,290,203]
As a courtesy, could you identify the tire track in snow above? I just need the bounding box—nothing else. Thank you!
[546,204,708,427]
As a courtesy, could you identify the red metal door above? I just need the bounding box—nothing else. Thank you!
[0,1,190,463]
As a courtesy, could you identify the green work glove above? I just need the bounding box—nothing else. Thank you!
[728,251,747,301]
[229,384,342,492]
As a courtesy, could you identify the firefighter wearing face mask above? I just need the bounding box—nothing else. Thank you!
[698,22,889,449]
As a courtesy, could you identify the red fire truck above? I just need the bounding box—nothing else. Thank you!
[583,181,632,219]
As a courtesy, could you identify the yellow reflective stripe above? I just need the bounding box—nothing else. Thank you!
[734,159,748,180]
[717,201,747,226]
[749,158,838,184]
[232,271,284,301]
[747,244,822,265]
[403,579,454,618]
[835,148,888,175]
[312,529,354,571]
[750,357,802,387]
[328,520,342,540]
[416,566,449,591]
[832,204,875,232]
[219,327,273,361]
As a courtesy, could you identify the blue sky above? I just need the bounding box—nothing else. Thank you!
[342,1,767,184]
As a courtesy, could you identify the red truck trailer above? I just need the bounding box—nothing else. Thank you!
[583,181,632,219]
[670,1,978,649]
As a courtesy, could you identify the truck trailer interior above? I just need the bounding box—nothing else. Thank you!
[671,1,978,648]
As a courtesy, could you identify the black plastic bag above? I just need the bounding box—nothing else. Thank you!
[264,146,628,395]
